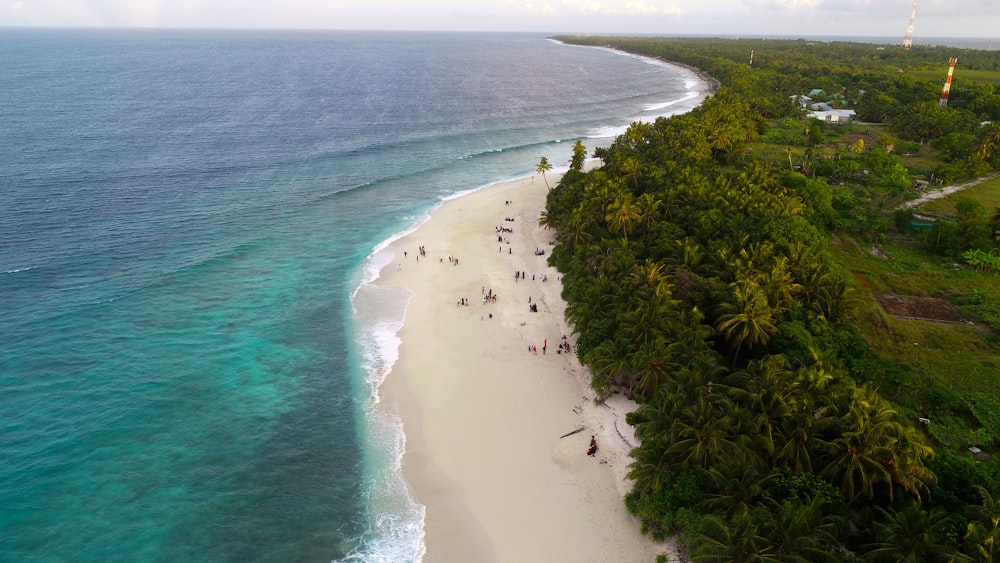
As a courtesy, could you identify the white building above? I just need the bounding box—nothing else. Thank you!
[807,109,857,123]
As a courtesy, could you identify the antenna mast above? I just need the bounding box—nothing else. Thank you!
[903,3,917,50]
[940,58,958,106]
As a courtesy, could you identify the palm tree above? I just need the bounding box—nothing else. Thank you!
[776,417,825,475]
[716,279,779,363]
[634,192,663,234]
[627,442,674,497]
[631,259,670,297]
[555,204,595,254]
[569,140,587,172]
[631,338,672,401]
[605,191,639,240]
[691,505,781,562]
[762,496,841,562]
[536,156,553,189]
[979,124,1000,162]
[679,236,704,272]
[589,342,633,396]
[865,504,966,562]
[669,397,738,470]
[820,422,894,503]
[966,485,1000,562]
[700,457,775,517]
[621,156,642,190]
[736,356,796,464]
[630,390,680,449]
[759,257,801,317]
[820,385,933,504]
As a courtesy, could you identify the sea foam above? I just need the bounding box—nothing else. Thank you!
[343,231,425,562]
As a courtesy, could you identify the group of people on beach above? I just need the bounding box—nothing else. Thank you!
[513,270,549,283]
[526,338,548,354]
[526,338,552,354]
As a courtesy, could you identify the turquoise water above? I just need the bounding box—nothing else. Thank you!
[0,29,701,561]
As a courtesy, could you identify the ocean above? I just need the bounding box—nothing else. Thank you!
[0,29,702,561]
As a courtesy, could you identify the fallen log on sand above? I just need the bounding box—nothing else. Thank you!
[559,426,585,439]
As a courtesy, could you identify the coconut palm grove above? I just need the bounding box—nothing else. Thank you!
[544,36,1000,561]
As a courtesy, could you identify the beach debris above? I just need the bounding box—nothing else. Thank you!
[559,426,585,439]
[614,418,633,448]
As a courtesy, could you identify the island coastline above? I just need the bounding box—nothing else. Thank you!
[374,171,668,561]
[365,64,715,562]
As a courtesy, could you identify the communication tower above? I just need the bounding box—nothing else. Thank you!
[903,4,917,50]
[940,58,958,106]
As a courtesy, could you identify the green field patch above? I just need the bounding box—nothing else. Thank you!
[917,176,1000,217]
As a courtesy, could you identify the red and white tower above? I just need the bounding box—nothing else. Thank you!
[940,58,958,106]
[903,4,917,50]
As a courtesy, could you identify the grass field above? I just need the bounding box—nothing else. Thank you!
[756,96,1000,450]
[917,176,1000,217]
[832,233,1000,449]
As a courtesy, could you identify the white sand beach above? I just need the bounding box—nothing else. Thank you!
[374,170,674,562]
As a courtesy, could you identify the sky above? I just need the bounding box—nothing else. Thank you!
[4,0,1000,38]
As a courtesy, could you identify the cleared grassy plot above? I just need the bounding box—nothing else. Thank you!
[833,233,1000,449]
[917,176,1000,217]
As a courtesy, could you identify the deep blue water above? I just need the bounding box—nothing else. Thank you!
[0,28,701,561]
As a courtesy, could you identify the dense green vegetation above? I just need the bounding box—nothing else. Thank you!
[545,36,1000,561]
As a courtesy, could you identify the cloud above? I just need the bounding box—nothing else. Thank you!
[523,1,556,15]
[503,0,682,17]
[745,0,821,12]
[624,0,683,16]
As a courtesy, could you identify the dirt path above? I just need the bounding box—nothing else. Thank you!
[899,171,1000,210]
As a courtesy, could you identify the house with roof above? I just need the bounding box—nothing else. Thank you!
[791,94,812,108]
[807,109,857,123]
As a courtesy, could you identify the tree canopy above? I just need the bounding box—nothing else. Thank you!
[547,35,1000,561]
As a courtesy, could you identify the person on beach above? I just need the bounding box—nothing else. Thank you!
[587,436,598,457]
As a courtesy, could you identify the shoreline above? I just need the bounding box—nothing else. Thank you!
[359,62,716,562]
[374,170,670,561]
